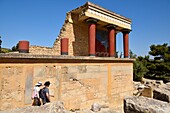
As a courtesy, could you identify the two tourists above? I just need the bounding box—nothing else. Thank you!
[32,81,53,106]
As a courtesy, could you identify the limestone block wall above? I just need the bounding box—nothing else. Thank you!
[29,46,60,55]
[0,57,134,111]
[53,13,89,56]
[30,12,89,56]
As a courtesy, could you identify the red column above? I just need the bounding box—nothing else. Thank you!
[19,40,29,53]
[123,31,130,58]
[87,19,97,56]
[114,33,117,57]
[61,38,69,55]
[108,27,116,57]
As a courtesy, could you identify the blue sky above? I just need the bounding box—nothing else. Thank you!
[0,0,170,56]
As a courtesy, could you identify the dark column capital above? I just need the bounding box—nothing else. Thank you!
[106,24,117,30]
[122,29,131,34]
[86,18,98,24]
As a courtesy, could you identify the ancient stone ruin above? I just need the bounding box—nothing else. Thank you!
[0,2,134,112]
[124,78,170,113]
[29,2,132,57]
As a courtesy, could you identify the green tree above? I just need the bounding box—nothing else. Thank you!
[149,43,169,59]
[129,50,148,81]
[12,43,19,51]
[133,56,149,81]
[146,43,170,80]
[1,48,12,53]
[129,50,137,58]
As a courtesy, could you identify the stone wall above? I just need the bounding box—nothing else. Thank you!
[0,55,134,111]
[29,46,60,55]
[29,12,89,56]
[53,12,89,56]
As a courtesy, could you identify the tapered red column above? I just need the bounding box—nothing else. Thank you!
[87,19,98,56]
[107,26,116,57]
[123,31,130,58]
[114,33,117,56]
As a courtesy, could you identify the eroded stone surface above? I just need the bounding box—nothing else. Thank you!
[0,101,66,113]
[0,55,134,111]
[124,96,170,113]
[0,101,121,113]
[153,84,170,103]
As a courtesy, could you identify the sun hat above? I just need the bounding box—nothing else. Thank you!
[38,81,42,86]
[35,81,42,86]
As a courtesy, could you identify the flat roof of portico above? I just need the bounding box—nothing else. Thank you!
[70,2,132,31]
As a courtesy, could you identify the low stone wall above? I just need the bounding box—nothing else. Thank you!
[0,53,134,111]
[29,45,60,55]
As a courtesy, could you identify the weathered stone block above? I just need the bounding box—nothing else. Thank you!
[86,65,100,73]
[33,66,45,77]
[99,65,108,72]
[86,90,98,100]
[45,66,57,78]
[124,96,170,113]
[141,87,153,98]
[61,66,68,74]
[24,67,33,104]
[153,88,170,103]
[78,65,87,73]
[0,101,66,113]
[1,66,15,77]
[67,66,78,74]
[76,72,106,80]
[79,78,100,90]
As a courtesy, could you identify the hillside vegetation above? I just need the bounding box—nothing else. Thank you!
[133,43,170,82]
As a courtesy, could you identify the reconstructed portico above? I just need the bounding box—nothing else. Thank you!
[30,2,132,58]
[61,2,131,57]
[81,2,132,57]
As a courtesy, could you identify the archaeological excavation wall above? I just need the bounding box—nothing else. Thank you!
[0,53,134,111]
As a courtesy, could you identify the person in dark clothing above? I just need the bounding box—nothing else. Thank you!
[41,81,52,105]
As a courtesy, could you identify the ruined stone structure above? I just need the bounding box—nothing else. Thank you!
[0,2,134,112]
[30,2,132,58]
[0,54,134,111]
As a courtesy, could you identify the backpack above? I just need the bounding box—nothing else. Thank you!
[39,88,45,99]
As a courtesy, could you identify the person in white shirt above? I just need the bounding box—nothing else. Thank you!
[32,81,42,106]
